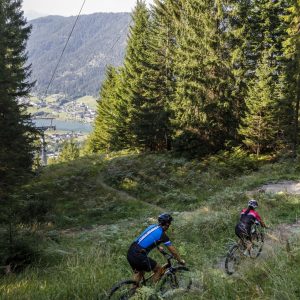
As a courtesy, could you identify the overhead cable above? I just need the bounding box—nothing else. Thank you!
[44,0,87,97]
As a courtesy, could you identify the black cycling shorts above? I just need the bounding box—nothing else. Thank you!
[235,223,251,241]
[127,243,157,272]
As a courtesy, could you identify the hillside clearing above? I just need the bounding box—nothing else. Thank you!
[1,153,300,299]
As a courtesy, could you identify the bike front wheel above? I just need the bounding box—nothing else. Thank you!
[225,244,242,275]
[108,280,137,300]
[159,266,191,297]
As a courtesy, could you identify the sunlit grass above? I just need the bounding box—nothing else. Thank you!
[1,151,300,299]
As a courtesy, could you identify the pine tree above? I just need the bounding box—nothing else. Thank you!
[227,0,253,133]
[119,0,173,151]
[0,0,37,249]
[134,0,177,150]
[239,52,279,155]
[57,138,80,162]
[282,0,300,154]
[229,0,290,152]
[0,0,36,203]
[88,66,128,152]
[172,0,237,155]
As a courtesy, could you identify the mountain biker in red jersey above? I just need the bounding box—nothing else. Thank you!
[127,213,185,284]
[235,199,267,256]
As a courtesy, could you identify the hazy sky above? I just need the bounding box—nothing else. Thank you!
[22,0,154,16]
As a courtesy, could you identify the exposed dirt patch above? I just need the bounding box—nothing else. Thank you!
[250,180,300,195]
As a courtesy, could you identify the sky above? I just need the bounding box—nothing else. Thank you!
[22,0,154,17]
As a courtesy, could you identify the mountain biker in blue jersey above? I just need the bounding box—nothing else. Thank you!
[127,213,185,284]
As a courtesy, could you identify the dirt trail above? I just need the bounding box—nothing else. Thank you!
[253,181,300,259]
[97,178,164,211]
[249,180,300,195]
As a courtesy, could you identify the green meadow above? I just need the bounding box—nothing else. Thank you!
[1,150,300,299]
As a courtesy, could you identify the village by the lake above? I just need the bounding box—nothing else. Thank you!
[19,94,97,160]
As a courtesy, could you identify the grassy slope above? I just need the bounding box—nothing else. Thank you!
[75,96,98,110]
[1,151,300,299]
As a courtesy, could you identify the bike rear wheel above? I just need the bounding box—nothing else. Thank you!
[225,244,242,275]
[159,266,191,297]
[108,280,137,300]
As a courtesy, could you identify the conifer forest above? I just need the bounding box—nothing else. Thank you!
[89,0,300,157]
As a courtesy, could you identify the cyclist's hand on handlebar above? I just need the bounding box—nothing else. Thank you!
[158,247,170,257]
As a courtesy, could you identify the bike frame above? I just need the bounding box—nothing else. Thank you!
[140,250,174,286]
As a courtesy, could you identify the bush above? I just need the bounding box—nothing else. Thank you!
[0,231,41,274]
[172,130,217,158]
[204,148,259,178]
[18,192,54,223]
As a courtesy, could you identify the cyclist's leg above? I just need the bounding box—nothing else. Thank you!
[133,271,144,286]
[140,256,161,283]
[244,230,252,256]
[152,264,164,283]
[245,240,252,254]
[127,247,146,286]
[236,223,251,256]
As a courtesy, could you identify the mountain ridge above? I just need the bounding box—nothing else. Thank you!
[26,12,130,99]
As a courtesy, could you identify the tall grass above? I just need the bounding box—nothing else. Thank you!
[1,151,300,299]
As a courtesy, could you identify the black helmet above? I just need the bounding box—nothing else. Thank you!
[158,213,173,225]
[248,199,258,208]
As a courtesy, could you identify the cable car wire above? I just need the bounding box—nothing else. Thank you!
[44,0,87,97]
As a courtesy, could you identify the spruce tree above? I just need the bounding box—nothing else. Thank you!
[227,0,253,132]
[172,0,237,155]
[229,0,290,152]
[120,0,172,151]
[58,138,80,162]
[136,0,177,150]
[0,0,36,250]
[282,0,300,154]
[89,66,127,152]
[239,52,279,155]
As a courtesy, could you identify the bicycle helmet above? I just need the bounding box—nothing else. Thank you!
[248,199,258,208]
[158,213,173,225]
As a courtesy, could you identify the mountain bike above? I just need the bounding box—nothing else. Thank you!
[108,249,191,299]
[225,221,264,275]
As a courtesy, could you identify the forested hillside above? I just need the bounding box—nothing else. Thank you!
[27,13,130,98]
[90,0,300,158]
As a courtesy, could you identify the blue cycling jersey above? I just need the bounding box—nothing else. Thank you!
[134,224,172,253]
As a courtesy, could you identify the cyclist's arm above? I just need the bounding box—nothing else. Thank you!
[253,211,266,227]
[160,232,185,265]
[260,220,267,228]
[166,245,185,264]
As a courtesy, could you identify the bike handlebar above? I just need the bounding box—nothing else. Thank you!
[158,248,174,260]
[158,248,186,266]
[254,221,269,229]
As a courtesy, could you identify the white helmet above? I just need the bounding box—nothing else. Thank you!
[248,199,258,208]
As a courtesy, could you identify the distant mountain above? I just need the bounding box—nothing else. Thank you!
[26,13,130,98]
[24,10,46,20]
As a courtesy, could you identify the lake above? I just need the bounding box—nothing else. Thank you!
[33,119,93,133]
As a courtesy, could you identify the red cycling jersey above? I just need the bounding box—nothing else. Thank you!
[241,208,262,221]
[239,208,262,228]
